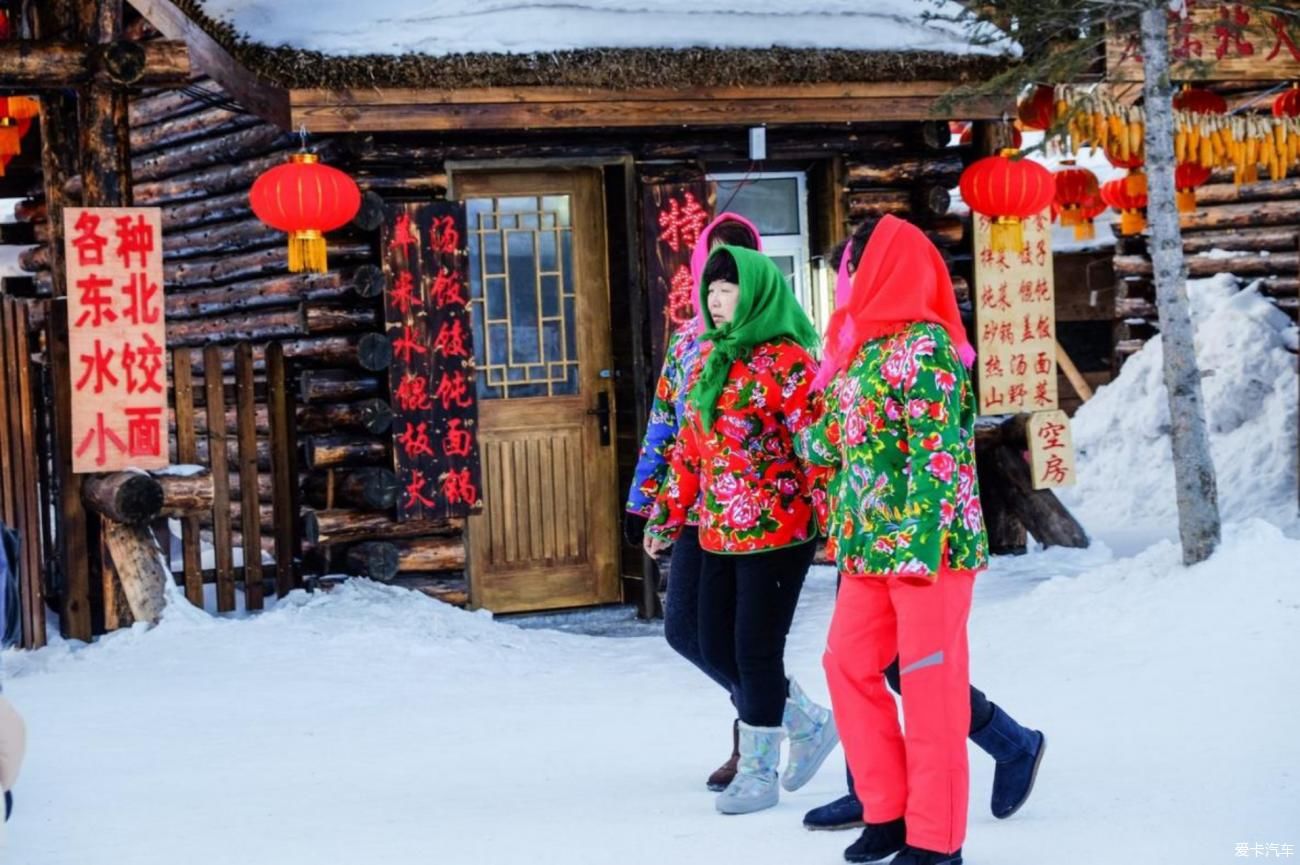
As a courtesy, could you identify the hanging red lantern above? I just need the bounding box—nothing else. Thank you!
[0,97,39,158]
[1054,162,1101,229]
[1100,177,1148,236]
[1173,85,1227,116]
[1274,84,1300,118]
[1174,163,1213,213]
[0,10,10,40]
[1017,84,1056,132]
[250,152,361,273]
[960,149,1055,253]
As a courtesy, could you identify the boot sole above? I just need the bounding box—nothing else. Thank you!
[706,781,729,793]
[783,715,840,792]
[994,732,1047,820]
[843,841,904,863]
[804,819,866,832]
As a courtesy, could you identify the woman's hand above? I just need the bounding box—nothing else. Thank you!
[643,533,672,558]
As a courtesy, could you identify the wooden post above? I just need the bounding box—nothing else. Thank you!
[204,344,236,611]
[267,343,301,596]
[235,344,264,611]
[101,520,168,625]
[78,0,132,207]
[172,348,204,605]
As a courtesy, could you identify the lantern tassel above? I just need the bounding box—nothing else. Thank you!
[990,216,1025,254]
[288,230,328,274]
[0,125,21,157]
[1060,206,1080,228]
[1073,221,1096,241]
[1120,209,1146,236]
[1125,169,1147,197]
[1176,188,1198,213]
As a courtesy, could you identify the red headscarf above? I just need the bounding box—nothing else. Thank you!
[813,215,975,391]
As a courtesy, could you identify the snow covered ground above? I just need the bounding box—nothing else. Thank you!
[2,268,1297,864]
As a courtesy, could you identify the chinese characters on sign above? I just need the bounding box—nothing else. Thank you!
[973,210,1059,416]
[64,207,168,473]
[1027,411,1077,491]
[1108,1,1300,81]
[641,181,714,375]
[381,203,482,521]
[1234,841,1296,858]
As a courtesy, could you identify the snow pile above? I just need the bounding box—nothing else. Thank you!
[198,0,1013,57]
[4,519,1299,864]
[1059,274,1299,532]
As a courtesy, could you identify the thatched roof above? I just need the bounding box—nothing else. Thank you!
[175,0,1013,90]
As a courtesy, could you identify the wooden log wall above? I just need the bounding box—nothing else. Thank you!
[1111,172,1300,366]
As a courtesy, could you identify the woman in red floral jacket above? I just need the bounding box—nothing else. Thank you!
[645,245,834,815]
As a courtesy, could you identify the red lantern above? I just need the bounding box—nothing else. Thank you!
[1017,84,1056,132]
[1274,84,1300,118]
[1173,85,1227,116]
[250,152,361,273]
[960,150,1055,253]
[1174,163,1213,213]
[1100,177,1148,236]
[0,97,38,158]
[1054,163,1101,229]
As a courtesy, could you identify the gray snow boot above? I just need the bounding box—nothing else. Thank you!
[716,722,784,815]
[782,678,839,792]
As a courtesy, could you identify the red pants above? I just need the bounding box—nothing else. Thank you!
[823,570,976,854]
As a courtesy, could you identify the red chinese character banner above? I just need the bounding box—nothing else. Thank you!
[380,202,482,522]
[640,180,715,375]
[63,207,168,473]
[1028,410,1077,491]
[973,210,1059,416]
[1108,2,1300,81]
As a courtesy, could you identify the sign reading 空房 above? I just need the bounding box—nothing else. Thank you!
[973,209,1059,416]
[64,207,168,473]
[1028,410,1077,490]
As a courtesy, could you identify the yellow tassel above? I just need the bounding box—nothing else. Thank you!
[1073,221,1096,241]
[1120,210,1146,235]
[1125,169,1147,197]
[288,230,328,274]
[1176,189,1197,213]
[990,217,1025,254]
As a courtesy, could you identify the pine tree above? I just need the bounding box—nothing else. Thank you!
[935,0,1300,565]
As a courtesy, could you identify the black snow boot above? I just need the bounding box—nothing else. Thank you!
[889,846,962,865]
[844,818,906,863]
[969,702,1047,819]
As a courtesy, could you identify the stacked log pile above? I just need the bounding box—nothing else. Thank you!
[1111,173,1300,364]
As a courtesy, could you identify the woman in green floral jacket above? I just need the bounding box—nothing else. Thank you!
[800,215,987,865]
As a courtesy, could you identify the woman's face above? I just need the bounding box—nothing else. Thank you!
[707,280,741,326]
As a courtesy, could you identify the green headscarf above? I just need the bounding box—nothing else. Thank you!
[689,245,819,430]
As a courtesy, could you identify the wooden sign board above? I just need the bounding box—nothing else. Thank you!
[1107,4,1300,82]
[1028,410,1077,490]
[973,210,1059,416]
[63,207,169,473]
[380,202,483,521]
[640,180,715,375]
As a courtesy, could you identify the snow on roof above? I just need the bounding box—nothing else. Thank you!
[198,0,1013,59]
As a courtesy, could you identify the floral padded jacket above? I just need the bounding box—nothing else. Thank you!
[647,338,823,554]
[799,322,988,581]
[625,318,704,520]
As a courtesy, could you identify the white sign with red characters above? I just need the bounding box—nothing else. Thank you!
[64,207,169,473]
[1027,410,1077,491]
[973,209,1059,416]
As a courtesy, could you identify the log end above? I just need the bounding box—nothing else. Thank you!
[346,541,400,582]
[353,265,386,299]
[356,333,393,372]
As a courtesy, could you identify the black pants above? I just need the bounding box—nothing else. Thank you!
[698,540,817,727]
[662,527,737,696]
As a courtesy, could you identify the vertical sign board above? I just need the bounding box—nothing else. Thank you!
[63,207,168,473]
[973,210,1060,416]
[381,203,483,522]
[1028,410,1078,490]
[641,181,714,376]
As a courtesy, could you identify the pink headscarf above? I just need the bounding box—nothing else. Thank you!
[689,212,764,325]
[813,215,976,391]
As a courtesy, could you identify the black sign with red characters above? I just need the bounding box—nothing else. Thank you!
[380,202,482,521]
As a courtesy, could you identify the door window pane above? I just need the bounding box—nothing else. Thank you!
[468,195,579,400]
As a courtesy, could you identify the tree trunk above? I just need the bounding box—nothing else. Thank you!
[1141,4,1221,564]
[156,471,216,516]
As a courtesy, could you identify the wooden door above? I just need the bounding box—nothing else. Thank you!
[458,170,621,613]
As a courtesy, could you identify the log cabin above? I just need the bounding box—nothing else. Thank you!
[5,0,1107,645]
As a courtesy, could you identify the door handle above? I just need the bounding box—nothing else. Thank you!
[586,391,612,447]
